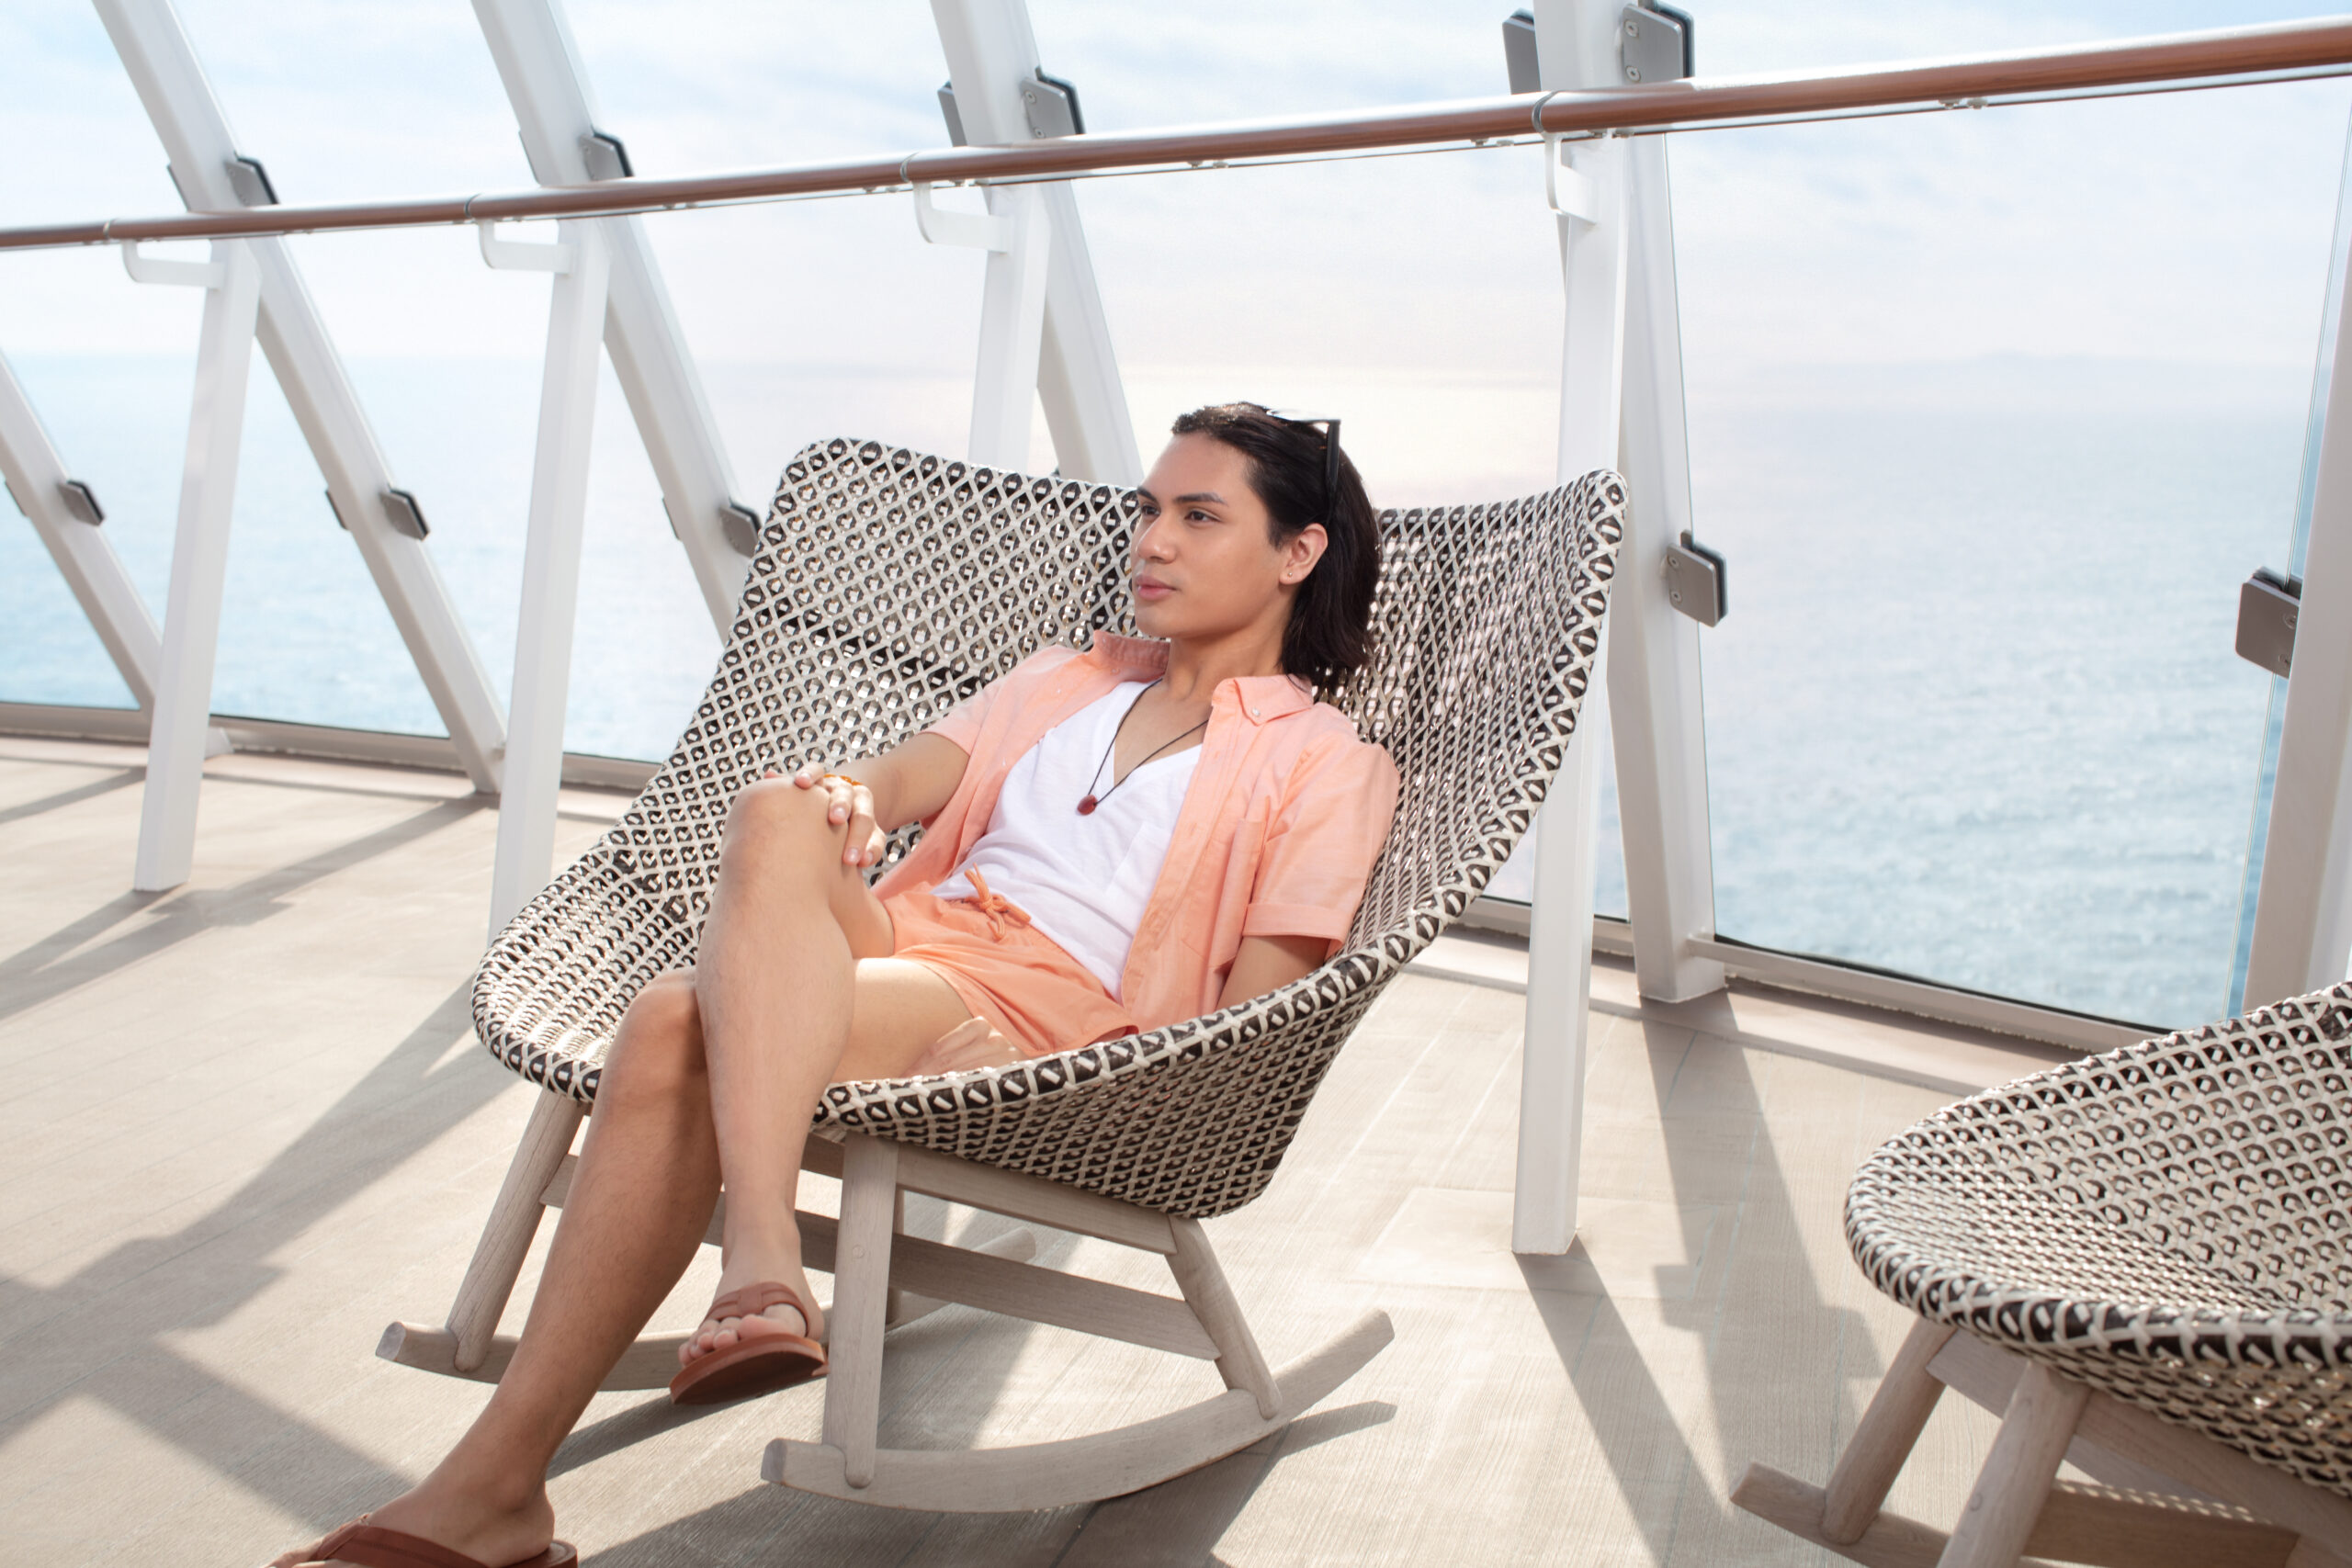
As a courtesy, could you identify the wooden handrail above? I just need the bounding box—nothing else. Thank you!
[6,15,2351,254]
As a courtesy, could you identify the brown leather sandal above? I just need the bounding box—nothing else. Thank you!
[669,1280,828,1406]
[288,1514,576,1568]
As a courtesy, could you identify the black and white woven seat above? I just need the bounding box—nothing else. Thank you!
[380,437,1627,1511]
[1735,983,2352,1566]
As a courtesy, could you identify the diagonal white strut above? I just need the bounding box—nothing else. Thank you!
[931,0,1143,483]
[468,0,767,934]
[92,0,508,818]
[471,0,756,631]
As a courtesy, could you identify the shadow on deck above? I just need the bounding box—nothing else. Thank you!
[0,735,2072,1565]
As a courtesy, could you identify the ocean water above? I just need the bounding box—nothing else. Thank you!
[1693,387,2294,1028]
[0,353,2302,1032]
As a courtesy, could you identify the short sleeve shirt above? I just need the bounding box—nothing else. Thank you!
[872,634,1401,1032]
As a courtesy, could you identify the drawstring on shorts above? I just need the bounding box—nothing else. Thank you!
[950,870,1034,940]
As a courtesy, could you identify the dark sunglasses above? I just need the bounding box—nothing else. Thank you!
[1268,412,1342,521]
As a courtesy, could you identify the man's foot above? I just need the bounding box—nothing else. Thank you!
[270,1485,558,1568]
[679,1269,826,1367]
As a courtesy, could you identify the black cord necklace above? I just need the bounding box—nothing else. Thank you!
[1078,680,1208,816]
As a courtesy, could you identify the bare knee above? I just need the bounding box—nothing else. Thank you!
[598,971,707,1114]
[720,777,839,873]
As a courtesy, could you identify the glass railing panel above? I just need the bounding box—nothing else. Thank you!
[331,333,723,762]
[3,353,162,712]
[1479,692,1631,921]
[2229,118,2352,1012]
[0,520,135,710]
[1677,85,2346,1029]
[8,344,463,739]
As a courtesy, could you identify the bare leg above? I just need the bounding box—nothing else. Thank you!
[273,785,967,1567]
[678,779,957,1360]
[273,974,718,1567]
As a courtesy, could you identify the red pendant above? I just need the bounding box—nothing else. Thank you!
[1077,795,1099,816]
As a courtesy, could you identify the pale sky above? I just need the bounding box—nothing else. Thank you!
[2,0,2348,498]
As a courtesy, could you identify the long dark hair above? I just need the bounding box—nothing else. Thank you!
[1168,402,1380,686]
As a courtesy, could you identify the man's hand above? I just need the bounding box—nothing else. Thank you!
[782,764,885,869]
[910,1015,1024,1075]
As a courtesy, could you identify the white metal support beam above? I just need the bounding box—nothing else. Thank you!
[94,0,508,795]
[2245,148,2352,1007]
[963,184,1054,469]
[1610,135,1726,1004]
[470,0,757,629]
[131,240,260,892]
[909,178,1053,467]
[931,0,1143,483]
[1514,0,1634,1255]
[485,220,612,938]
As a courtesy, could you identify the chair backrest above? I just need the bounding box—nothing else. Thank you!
[1846,982,2352,1496]
[473,437,1624,1215]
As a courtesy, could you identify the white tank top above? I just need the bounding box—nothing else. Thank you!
[932,681,1201,998]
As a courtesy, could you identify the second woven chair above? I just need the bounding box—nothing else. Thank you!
[379,438,1627,1511]
[1734,983,2352,1565]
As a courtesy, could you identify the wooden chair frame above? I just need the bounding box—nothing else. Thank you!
[380,1090,1392,1512]
[372,445,1626,1512]
[1732,1317,2352,1568]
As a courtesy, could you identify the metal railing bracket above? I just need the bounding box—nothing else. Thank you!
[58,479,106,526]
[1620,4,1694,85]
[1544,135,1600,222]
[911,182,1013,251]
[1664,530,1726,626]
[119,240,223,288]
[1022,70,1085,140]
[719,501,760,557]
[1502,10,1540,96]
[2237,568,2301,677]
[937,82,968,147]
[579,130,633,182]
[477,220,575,272]
[225,153,278,207]
[381,487,429,540]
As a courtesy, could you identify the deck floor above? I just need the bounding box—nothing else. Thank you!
[0,734,2083,1565]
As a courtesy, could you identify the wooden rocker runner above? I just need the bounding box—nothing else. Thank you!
[378,437,1628,1511]
[1733,983,2352,1566]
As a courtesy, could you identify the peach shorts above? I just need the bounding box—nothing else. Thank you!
[883,873,1140,1058]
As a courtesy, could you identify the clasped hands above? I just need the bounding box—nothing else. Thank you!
[775,761,1025,1076]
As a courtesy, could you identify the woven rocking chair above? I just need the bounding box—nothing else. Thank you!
[379,437,1626,1512]
[1733,982,2352,1566]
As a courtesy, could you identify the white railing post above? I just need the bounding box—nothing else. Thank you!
[1513,0,1634,1255]
[2244,118,2352,1008]
[470,0,758,630]
[94,0,509,795]
[131,241,260,893]
[1611,133,1726,1004]
[930,0,1142,482]
[485,220,612,939]
[966,185,1054,469]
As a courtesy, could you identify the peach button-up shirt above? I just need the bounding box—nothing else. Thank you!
[871,633,1401,1033]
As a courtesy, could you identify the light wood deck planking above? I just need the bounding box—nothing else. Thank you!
[0,734,2089,1565]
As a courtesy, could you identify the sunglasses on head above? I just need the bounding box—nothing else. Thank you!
[1266,411,1342,521]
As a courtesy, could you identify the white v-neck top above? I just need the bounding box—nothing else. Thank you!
[931,680,1201,998]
